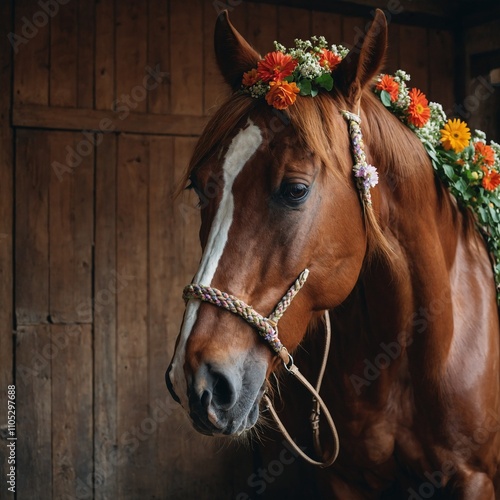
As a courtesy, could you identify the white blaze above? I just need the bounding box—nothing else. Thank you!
[170,120,262,409]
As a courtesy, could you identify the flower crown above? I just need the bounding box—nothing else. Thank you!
[241,37,349,110]
[372,70,500,301]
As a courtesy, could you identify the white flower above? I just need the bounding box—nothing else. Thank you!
[298,52,322,79]
[273,41,286,53]
[473,129,487,141]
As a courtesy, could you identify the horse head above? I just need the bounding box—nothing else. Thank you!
[167,10,388,437]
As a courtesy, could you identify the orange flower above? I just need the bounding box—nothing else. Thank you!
[242,68,259,87]
[319,49,341,71]
[265,80,300,109]
[376,74,399,102]
[257,51,297,82]
[474,141,495,167]
[407,88,430,127]
[482,168,500,191]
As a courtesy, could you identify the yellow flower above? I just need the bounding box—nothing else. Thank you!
[440,119,471,153]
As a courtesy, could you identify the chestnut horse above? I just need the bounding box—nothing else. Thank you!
[167,10,500,499]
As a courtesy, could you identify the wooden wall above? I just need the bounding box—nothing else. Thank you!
[1,1,456,499]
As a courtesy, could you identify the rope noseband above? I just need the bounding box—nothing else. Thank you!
[183,269,309,355]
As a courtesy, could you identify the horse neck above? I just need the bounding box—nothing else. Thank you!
[330,94,469,368]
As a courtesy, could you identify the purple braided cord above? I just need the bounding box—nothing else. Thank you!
[182,269,309,354]
[341,110,379,206]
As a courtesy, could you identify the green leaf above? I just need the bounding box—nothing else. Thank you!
[453,178,469,200]
[314,73,333,91]
[442,164,456,180]
[380,90,392,107]
[442,153,459,165]
[310,87,319,97]
[478,206,487,222]
[426,147,439,163]
[297,79,312,96]
[489,205,499,223]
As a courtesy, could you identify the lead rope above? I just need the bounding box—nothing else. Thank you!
[263,310,339,468]
[183,270,340,468]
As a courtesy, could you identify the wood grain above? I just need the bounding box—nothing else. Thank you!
[13,0,50,105]
[16,325,52,498]
[49,132,93,323]
[170,0,203,115]
[77,0,95,108]
[94,133,118,500]
[51,324,93,499]
[95,0,115,110]
[0,0,13,487]
[15,130,50,325]
[247,2,278,54]
[148,0,171,114]
[399,25,429,93]
[116,134,150,497]
[49,0,78,107]
[13,104,208,136]
[278,5,312,47]
[116,0,148,114]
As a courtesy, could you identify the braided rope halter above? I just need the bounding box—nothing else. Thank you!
[182,110,377,468]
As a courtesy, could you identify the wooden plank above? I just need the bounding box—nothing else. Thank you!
[399,25,429,93]
[147,136,174,497]
[52,324,93,499]
[385,23,400,74]
[49,0,78,106]
[428,29,454,114]
[147,0,170,114]
[246,3,279,54]
[116,134,149,497]
[116,0,148,114]
[170,0,203,115]
[311,11,342,45]
[77,0,95,108]
[174,137,201,274]
[277,5,312,47]
[0,0,13,487]
[246,0,456,28]
[95,0,115,110]
[16,325,52,498]
[341,15,367,53]
[94,133,118,500]
[465,19,500,55]
[15,130,49,325]
[13,104,209,136]
[49,132,93,323]
[12,0,50,105]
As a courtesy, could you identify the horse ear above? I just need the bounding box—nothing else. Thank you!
[214,10,261,91]
[336,9,388,103]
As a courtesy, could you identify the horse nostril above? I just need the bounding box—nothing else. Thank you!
[191,364,239,417]
[201,389,212,409]
[211,372,236,410]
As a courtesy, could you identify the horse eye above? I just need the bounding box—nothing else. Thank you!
[280,182,310,205]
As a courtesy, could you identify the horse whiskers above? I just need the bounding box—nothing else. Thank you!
[252,413,275,445]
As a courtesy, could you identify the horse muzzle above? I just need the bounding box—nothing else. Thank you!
[166,356,267,436]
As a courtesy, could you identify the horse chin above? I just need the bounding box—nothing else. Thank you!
[189,380,267,437]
